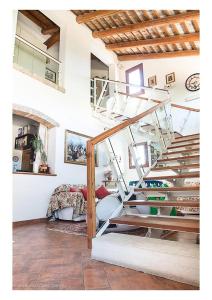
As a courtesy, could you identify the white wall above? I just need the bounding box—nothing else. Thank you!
[13,10,118,221]
[118,55,200,135]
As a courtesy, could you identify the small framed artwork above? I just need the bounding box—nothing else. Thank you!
[64,130,98,166]
[45,68,56,83]
[166,72,175,84]
[148,75,157,87]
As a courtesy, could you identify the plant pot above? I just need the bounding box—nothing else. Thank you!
[33,161,39,173]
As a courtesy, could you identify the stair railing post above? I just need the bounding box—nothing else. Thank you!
[87,141,96,249]
[94,77,97,108]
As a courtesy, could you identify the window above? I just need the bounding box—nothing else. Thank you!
[125,63,144,95]
[129,142,149,169]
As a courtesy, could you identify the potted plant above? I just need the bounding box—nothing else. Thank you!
[39,150,49,173]
[31,135,48,173]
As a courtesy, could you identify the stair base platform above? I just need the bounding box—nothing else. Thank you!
[92,233,199,287]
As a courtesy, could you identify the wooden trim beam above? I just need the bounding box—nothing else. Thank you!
[124,200,199,208]
[152,163,200,171]
[163,148,199,156]
[118,50,199,61]
[44,31,60,49]
[106,33,199,51]
[93,11,199,38]
[143,172,200,180]
[19,10,44,28]
[109,215,199,233]
[41,27,59,35]
[134,186,199,192]
[76,10,120,24]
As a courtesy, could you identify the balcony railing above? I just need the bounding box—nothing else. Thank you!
[13,35,61,86]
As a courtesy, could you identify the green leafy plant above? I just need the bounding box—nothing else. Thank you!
[31,135,48,164]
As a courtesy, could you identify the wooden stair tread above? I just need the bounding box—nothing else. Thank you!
[152,163,199,171]
[109,215,199,233]
[175,133,199,140]
[124,200,199,207]
[143,173,199,180]
[134,186,199,192]
[158,155,199,163]
[172,137,199,144]
[167,142,199,150]
[163,148,199,156]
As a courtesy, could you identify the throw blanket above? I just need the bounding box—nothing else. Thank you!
[47,184,86,218]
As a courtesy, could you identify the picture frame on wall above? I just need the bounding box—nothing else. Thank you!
[148,75,157,87]
[64,130,98,166]
[166,72,175,84]
[45,68,56,83]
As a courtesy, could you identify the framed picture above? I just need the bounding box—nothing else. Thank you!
[166,72,175,84]
[128,142,149,169]
[45,68,56,83]
[148,75,157,87]
[64,130,97,166]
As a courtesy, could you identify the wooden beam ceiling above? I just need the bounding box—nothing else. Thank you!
[19,10,60,49]
[76,10,120,24]
[92,11,199,38]
[106,33,199,51]
[118,49,199,61]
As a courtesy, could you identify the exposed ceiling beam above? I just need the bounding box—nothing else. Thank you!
[41,27,59,35]
[106,33,199,51]
[76,10,120,24]
[44,31,60,49]
[93,11,199,38]
[19,10,45,28]
[118,49,199,61]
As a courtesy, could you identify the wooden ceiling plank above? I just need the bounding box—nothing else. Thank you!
[93,11,199,38]
[44,31,60,49]
[161,10,187,51]
[76,10,120,24]
[105,33,199,51]
[118,49,199,61]
[151,10,171,52]
[180,22,197,50]
[19,10,44,28]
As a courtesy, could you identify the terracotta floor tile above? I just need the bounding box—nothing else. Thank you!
[59,278,84,290]
[13,221,198,290]
[83,268,110,290]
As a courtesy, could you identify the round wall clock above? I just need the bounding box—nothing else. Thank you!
[185,73,200,92]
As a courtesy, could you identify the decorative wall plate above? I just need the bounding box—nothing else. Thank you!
[185,73,200,91]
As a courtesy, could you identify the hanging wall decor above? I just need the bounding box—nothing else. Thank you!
[166,72,175,84]
[148,75,157,87]
[64,130,98,166]
[185,73,200,91]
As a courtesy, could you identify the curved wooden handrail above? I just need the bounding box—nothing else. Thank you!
[88,99,170,146]
[118,92,200,112]
[86,98,171,248]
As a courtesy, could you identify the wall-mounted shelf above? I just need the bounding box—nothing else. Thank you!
[13,171,57,176]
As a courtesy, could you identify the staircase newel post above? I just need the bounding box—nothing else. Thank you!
[87,140,96,249]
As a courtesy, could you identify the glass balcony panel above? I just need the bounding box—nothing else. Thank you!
[13,37,60,85]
